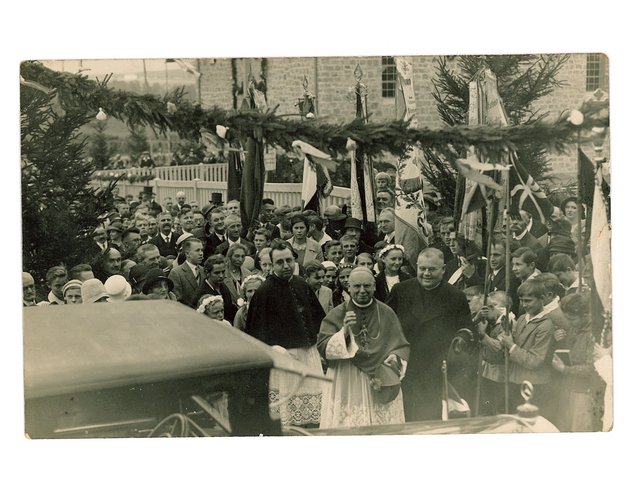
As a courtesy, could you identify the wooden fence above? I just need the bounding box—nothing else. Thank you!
[92,164,351,207]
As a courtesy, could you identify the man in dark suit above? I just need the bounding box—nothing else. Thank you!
[91,227,109,257]
[148,212,180,258]
[486,238,521,313]
[168,237,205,307]
[386,248,473,421]
[203,207,228,258]
[214,214,257,257]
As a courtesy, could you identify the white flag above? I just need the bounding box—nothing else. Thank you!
[590,167,611,313]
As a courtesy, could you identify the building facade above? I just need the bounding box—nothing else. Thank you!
[197,54,609,177]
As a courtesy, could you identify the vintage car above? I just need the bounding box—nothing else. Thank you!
[23,300,557,438]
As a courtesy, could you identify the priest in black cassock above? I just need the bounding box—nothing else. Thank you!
[386,248,473,421]
[245,241,326,427]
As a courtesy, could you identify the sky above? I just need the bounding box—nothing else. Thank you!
[43,58,183,74]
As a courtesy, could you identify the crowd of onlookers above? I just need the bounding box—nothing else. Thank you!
[21,171,612,431]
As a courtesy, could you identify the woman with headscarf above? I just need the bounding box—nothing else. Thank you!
[318,267,410,428]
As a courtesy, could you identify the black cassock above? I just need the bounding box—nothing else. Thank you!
[386,278,472,421]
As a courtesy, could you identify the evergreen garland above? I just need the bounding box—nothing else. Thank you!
[21,60,608,162]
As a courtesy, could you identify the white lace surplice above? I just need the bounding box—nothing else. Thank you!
[320,328,405,429]
[269,346,324,426]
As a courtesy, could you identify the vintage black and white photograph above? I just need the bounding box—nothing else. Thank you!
[6,2,636,478]
[20,51,612,437]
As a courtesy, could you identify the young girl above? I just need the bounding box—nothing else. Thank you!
[551,292,604,431]
[197,294,232,326]
[374,245,412,301]
[332,264,354,307]
[233,274,265,332]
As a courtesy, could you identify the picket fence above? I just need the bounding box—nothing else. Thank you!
[92,164,351,208]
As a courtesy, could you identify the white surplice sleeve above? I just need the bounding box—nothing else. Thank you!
[325,327,359,360]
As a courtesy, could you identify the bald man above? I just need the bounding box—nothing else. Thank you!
[23,272,37,306]
[386,248,473,421]
[318,267,410,427]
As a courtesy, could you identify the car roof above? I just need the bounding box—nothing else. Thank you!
[23,301,274,399]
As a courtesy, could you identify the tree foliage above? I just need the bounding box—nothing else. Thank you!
[21,85,116,285]
[427,54,571,212]
[87,120,113,169]
[126,124,150,162]
[20,61,606,165]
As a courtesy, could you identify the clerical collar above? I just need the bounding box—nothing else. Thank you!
[352,298,374,308]
[514,229,527,241]
[423,281,442,291]
[274,272,292,282]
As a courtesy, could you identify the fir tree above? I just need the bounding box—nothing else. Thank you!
[425,54,570,213]
[87,120,113,169]
[127,125,150,165]
[21,85,116,288]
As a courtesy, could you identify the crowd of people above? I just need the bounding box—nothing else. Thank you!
[21,172,612,432]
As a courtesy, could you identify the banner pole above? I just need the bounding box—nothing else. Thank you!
[504,153,512,414]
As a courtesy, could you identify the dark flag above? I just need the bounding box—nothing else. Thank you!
[227,150,243,202]
[579,148,596,209]
[239,80,267,231]
[349,67,377,245]
[240,136,265,232]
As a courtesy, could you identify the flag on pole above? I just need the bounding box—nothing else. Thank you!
[459,69,527,247]
[349,69,377,234]
[508,153,554,223]
[227,149,243,202]
[393,57,430,267]
[293,140,335,215]
[239,81,266,231]
[579,148,596,210]
[590,165,611,314]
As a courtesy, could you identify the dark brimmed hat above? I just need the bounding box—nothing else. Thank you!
[106,222,124,233]
[202,204,215,219]
[343,217,363,231]
[142,268,174,294]
[129,264,151,291]
[210,192,223,204]
[371,363,402,404]
[142,186,153,195]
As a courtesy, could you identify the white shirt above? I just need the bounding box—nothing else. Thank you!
[385,274,400,292]
[227,236,242,246]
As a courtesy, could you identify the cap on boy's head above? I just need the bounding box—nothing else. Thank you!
[343,217,363,231]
